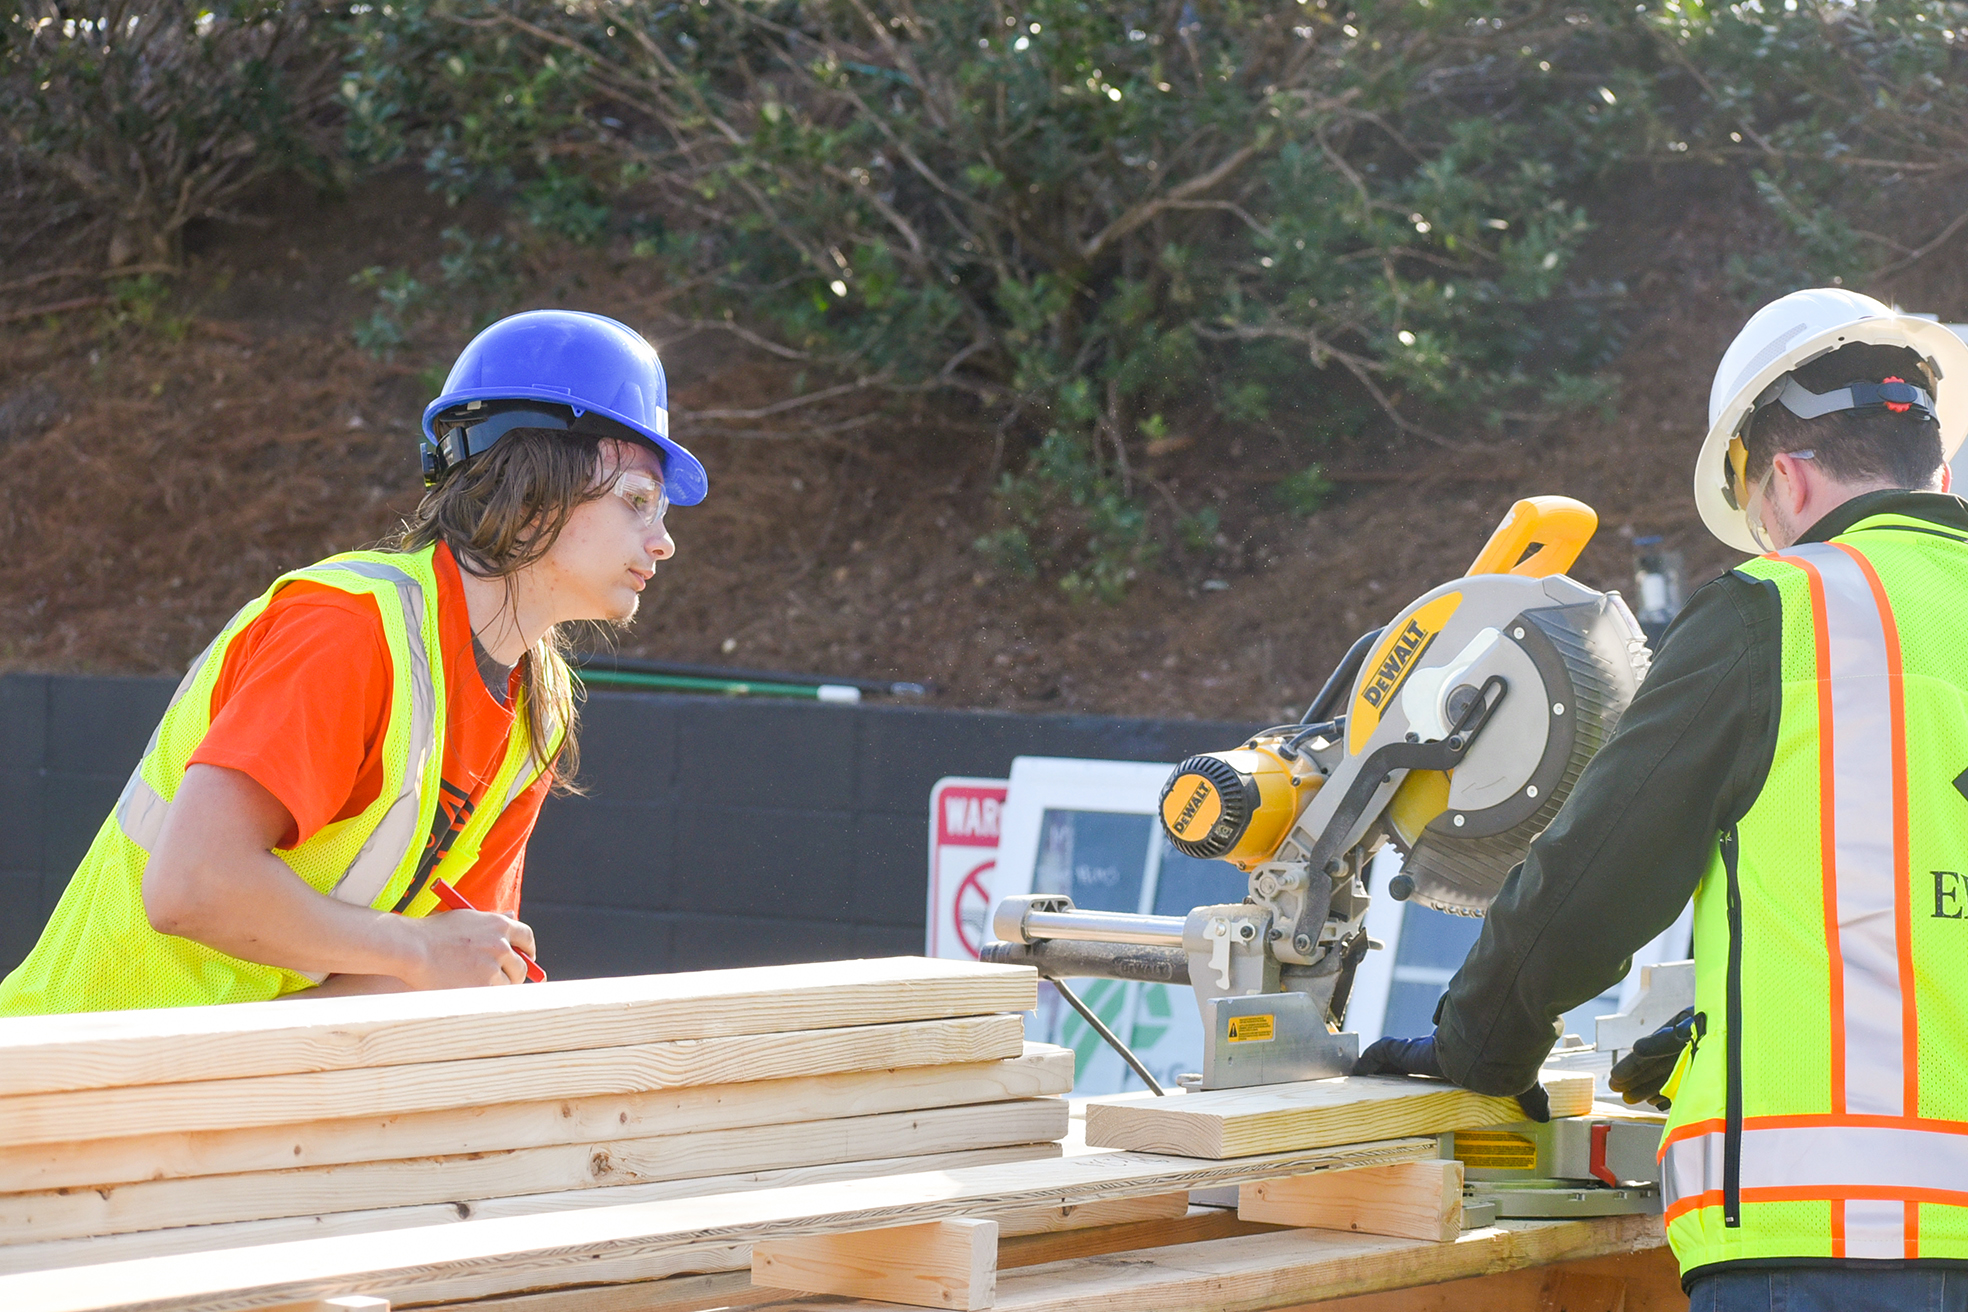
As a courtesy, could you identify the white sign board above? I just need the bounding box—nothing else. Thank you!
[925,777,1009,960]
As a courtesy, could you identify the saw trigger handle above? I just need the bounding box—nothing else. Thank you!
[1466,496,1597,579]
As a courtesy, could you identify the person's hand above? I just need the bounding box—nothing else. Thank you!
[1355,1035,1550,1122]
[397,908,537,989]
[1608,1007,1698,1111]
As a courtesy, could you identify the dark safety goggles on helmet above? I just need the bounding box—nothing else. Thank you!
[421,401,653,487]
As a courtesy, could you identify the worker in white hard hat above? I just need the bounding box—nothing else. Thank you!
[1358,288,1968,1308]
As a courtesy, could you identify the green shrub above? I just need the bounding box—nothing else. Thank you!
[2,1,342,271]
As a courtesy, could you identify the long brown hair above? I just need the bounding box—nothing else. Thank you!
[393,427,624,792]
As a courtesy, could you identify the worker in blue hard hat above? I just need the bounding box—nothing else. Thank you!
[0,310,706,1014]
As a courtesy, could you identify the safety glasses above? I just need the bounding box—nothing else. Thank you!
[611,469,669,528]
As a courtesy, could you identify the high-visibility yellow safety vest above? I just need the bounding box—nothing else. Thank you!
[0,544,559,1015]
[1660,511,1968,1279]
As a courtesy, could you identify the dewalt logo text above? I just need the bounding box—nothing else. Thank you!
[1348,591,1462,753]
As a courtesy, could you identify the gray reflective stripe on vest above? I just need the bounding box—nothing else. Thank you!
[1773,541,1912,1121]
[293,560,438,909]
[116,559,438,914]
[1663,1124,1967,1257]
[114,608,263,850]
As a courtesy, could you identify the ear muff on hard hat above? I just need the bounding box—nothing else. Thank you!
[420,309,708,504]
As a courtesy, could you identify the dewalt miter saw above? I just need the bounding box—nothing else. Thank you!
[984,496,1651,1092]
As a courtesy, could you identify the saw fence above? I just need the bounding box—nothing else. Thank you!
[0,959,1678,1311]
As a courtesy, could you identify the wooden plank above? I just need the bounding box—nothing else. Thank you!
[1,1098,1070,1242]
[733,1215,1670,1312]
[753,1218,998,1310]
[989,1192,1188,1240]
[0,1014,1026,1149]
[1083,1072,1597,1158]
[0,1140,1437,1312]
[0,959,1036,1098]
[404,1273,770,1312]
[263,1301,389,1312]
[401,1192,1188,1312]
[0,1045,1073,1193]
[0,1145,1063,1277]
[1237,1160,1464,1243]
[1279,1245,1681,1311]
[998,1206,1279,1270]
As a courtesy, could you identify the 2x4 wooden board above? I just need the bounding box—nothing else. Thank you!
[0,1145,1064,1278]
[0,1098,1071,1243]
[1082,1071,1597,1158]
[0,958,1038,1097]
[0,1045,1073,1193]
[0,1140,1437,1312]
[0,1015,1026,1149]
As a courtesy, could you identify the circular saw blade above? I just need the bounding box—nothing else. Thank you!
[1398,588,1648,916]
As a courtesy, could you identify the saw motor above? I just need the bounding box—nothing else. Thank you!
[984,496,1651,1091]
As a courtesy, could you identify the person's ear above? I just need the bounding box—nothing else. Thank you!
[1773,451,1813,519]
[1942,462,1953,494]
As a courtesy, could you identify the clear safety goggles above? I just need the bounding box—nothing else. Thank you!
[1733,445,1815,552]
[612,469,669,527]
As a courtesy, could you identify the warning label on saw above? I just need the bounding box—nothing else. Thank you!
[1225,1014,1275,1043]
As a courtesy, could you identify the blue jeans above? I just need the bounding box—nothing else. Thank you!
[1689,1267,1968,1311]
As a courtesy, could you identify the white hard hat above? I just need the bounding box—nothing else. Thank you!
[1695,288,1968,552]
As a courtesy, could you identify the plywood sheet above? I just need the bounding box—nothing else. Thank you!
[2,1099,1070,1243]
[0,1045,1073,1193]
[0,958,1037,1097]
[1083,1072,1597,1158]
[0,1015,1025,1149]
[0,1139,1437,1311]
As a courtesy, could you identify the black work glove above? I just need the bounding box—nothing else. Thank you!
[1354,1035,1550,1123]
[1607,1006,1697,1111]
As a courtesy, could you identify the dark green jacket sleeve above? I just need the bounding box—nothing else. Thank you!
[1432,573,1779,1096]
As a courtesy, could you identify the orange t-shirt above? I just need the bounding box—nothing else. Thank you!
[187,543,549,916]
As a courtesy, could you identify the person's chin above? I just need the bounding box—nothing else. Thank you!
[609,592,641,624]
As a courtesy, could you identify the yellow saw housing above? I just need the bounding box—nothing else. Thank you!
[1159,736,1322,871]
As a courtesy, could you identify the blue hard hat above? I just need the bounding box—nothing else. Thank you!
[421,310,707,505]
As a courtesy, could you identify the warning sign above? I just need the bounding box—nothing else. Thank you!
[927,777,1009,960]
[1226,1013,1276,1044]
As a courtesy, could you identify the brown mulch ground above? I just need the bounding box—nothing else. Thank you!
[4,166,1964,721]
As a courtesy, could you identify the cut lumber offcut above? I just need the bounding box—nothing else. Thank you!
[0,1138,1437,1312]
[733,1213,1669,1312]
[1083,1071,1597,1158]
[0,958,1037,1099]
[1238,1159,1464,1242]
[0,1045,1073,1194]
[0,1145,1062,1277]
[0,1014,1025,1150]
[0,1098,1070,1243]
[753,1218,998,1311]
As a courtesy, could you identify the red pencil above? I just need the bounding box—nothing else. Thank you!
[428,878,547,982]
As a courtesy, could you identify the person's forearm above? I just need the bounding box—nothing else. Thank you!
[145,844,421,979]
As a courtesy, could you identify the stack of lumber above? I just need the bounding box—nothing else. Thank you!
[0,1065,1626,1312]
[0,957,1070,1277]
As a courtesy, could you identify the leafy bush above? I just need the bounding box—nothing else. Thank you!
[2,2,343,271]
[324,0,1968,594]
